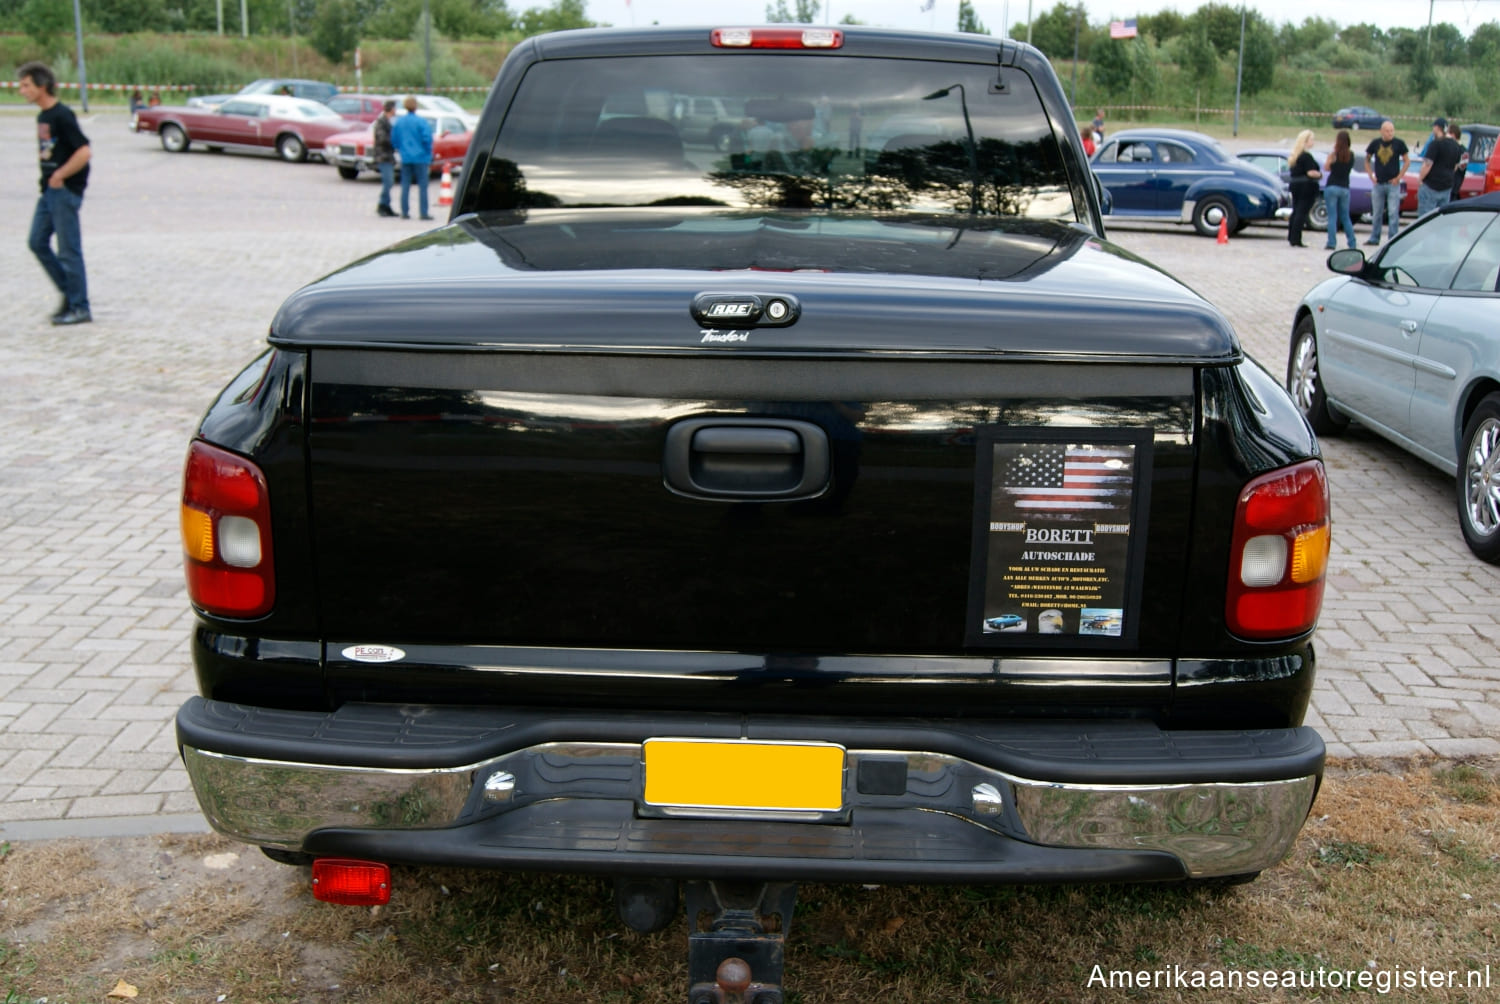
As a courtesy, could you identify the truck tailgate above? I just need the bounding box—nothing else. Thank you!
[306,350,1195,656]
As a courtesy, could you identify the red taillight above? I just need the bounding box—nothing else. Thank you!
[1225,461,1330,640]
[181,441,275,618]
[311,858,391,906]
[711,27,844,49]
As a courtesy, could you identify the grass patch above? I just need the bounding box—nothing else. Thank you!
[1434,763,1499,805]
[3,759,1499,1002]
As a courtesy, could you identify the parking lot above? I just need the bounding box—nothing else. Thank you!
[2,109,1498,841]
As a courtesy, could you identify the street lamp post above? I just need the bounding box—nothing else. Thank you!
[424,0,433,92]
[1233,4,1245,136]
[71,0,88,112]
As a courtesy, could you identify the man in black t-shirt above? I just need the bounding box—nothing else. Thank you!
[18,61,92,325]
[1418,117,1463,218]
[1363,120,1409,245]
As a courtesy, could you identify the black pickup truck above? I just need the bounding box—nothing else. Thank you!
[176,25,1330,998]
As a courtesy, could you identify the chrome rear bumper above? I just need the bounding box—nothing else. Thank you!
[179,699,1321,882]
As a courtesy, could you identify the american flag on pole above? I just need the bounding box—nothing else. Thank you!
[1003,444,1134,513]
[1109,18,1138,39]
[920,0,936,10]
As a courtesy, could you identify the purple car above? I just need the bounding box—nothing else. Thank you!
[1236,147,1406,229]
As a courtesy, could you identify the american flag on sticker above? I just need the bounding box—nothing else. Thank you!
[1003,443,1134,513]
[1110,18,1138,39]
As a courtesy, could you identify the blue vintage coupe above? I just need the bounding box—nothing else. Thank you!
[1092,128,1290,236]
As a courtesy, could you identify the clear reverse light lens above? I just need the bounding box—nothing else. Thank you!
[218,515,262,568]
[1240,534,1287,587]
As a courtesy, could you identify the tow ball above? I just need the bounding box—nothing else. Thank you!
[615,877,796,1003]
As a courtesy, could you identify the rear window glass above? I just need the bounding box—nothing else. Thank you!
[470,54,1076,218]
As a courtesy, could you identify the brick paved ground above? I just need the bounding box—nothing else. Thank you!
[1,111,1497,839]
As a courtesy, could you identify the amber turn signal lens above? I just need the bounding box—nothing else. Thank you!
[180,505,214,563]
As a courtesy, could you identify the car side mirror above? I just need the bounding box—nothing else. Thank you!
[1327,248,1367,275]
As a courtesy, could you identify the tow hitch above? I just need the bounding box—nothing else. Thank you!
[687,881,795,1004]
[615,877,795,1003]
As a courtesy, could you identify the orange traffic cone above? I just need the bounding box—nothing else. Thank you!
[1216,217,1229,244]
[438,167,453,207]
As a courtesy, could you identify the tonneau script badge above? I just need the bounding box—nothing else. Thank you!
[690,292,800,329]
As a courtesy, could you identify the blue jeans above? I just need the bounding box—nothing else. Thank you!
[377,161,394,209]
[1369,181,1401,241]
[400,163,430,218]
[1417,183,1451,219]
[29,186,89,313]
[1323,185,1356,249]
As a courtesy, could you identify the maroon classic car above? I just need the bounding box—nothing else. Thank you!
[323,110,477,180]
[131,94,356,163]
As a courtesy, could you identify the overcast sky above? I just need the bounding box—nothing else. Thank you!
[586,1,1499,35]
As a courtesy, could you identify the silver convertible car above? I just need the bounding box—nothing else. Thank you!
[1287,191,1500,562]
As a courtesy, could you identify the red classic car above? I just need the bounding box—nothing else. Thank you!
[1402,124,1498,212]
[323,110,476,180]
[324,93,389,123]
[131,94,356,163]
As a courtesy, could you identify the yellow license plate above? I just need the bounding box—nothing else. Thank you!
[643,739,845,812]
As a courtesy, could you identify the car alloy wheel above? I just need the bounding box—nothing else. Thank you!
[1458,394,1500,563]
[278,134,307,163]
[1286,316,1347,436]
[161,124,188,153]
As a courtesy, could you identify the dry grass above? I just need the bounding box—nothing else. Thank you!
[3,758,1497,1003]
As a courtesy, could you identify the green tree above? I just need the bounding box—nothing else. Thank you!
[85,0,168,33]
[1088,32,1132,94]
[310,0,361,65]
[1409,37,1437,100]
[1388,27,1421,64]
[764,0,818,23]
[1430,22,1466,61]
[517,0,593,34]
[1185,2,1244,56]
[1129,39,1159,100]
[1339,22,1386,54]
[19,0,69,53]
[1240,19,1276,96]
[363,0,513,39]
[1181,25,1217,91]
[957,0,987,35]
[1277,16,1337,60]
[1016,2,1084,58]
[1137,10,1184,44]
[1469,22,1500,65]
[1299,72,1332,118]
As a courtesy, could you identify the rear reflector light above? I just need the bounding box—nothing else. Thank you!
[1226,460,1330,640]
[712,27,844,49]
[181,441,275,618]
[311,858,391,906]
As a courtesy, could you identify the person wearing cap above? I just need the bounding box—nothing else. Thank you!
[1363,121,1409,244]
[1417,116,1463,218]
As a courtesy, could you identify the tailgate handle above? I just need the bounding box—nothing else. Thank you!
[663,418,830,500]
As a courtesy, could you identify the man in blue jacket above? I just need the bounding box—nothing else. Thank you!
[391,96,434,220]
